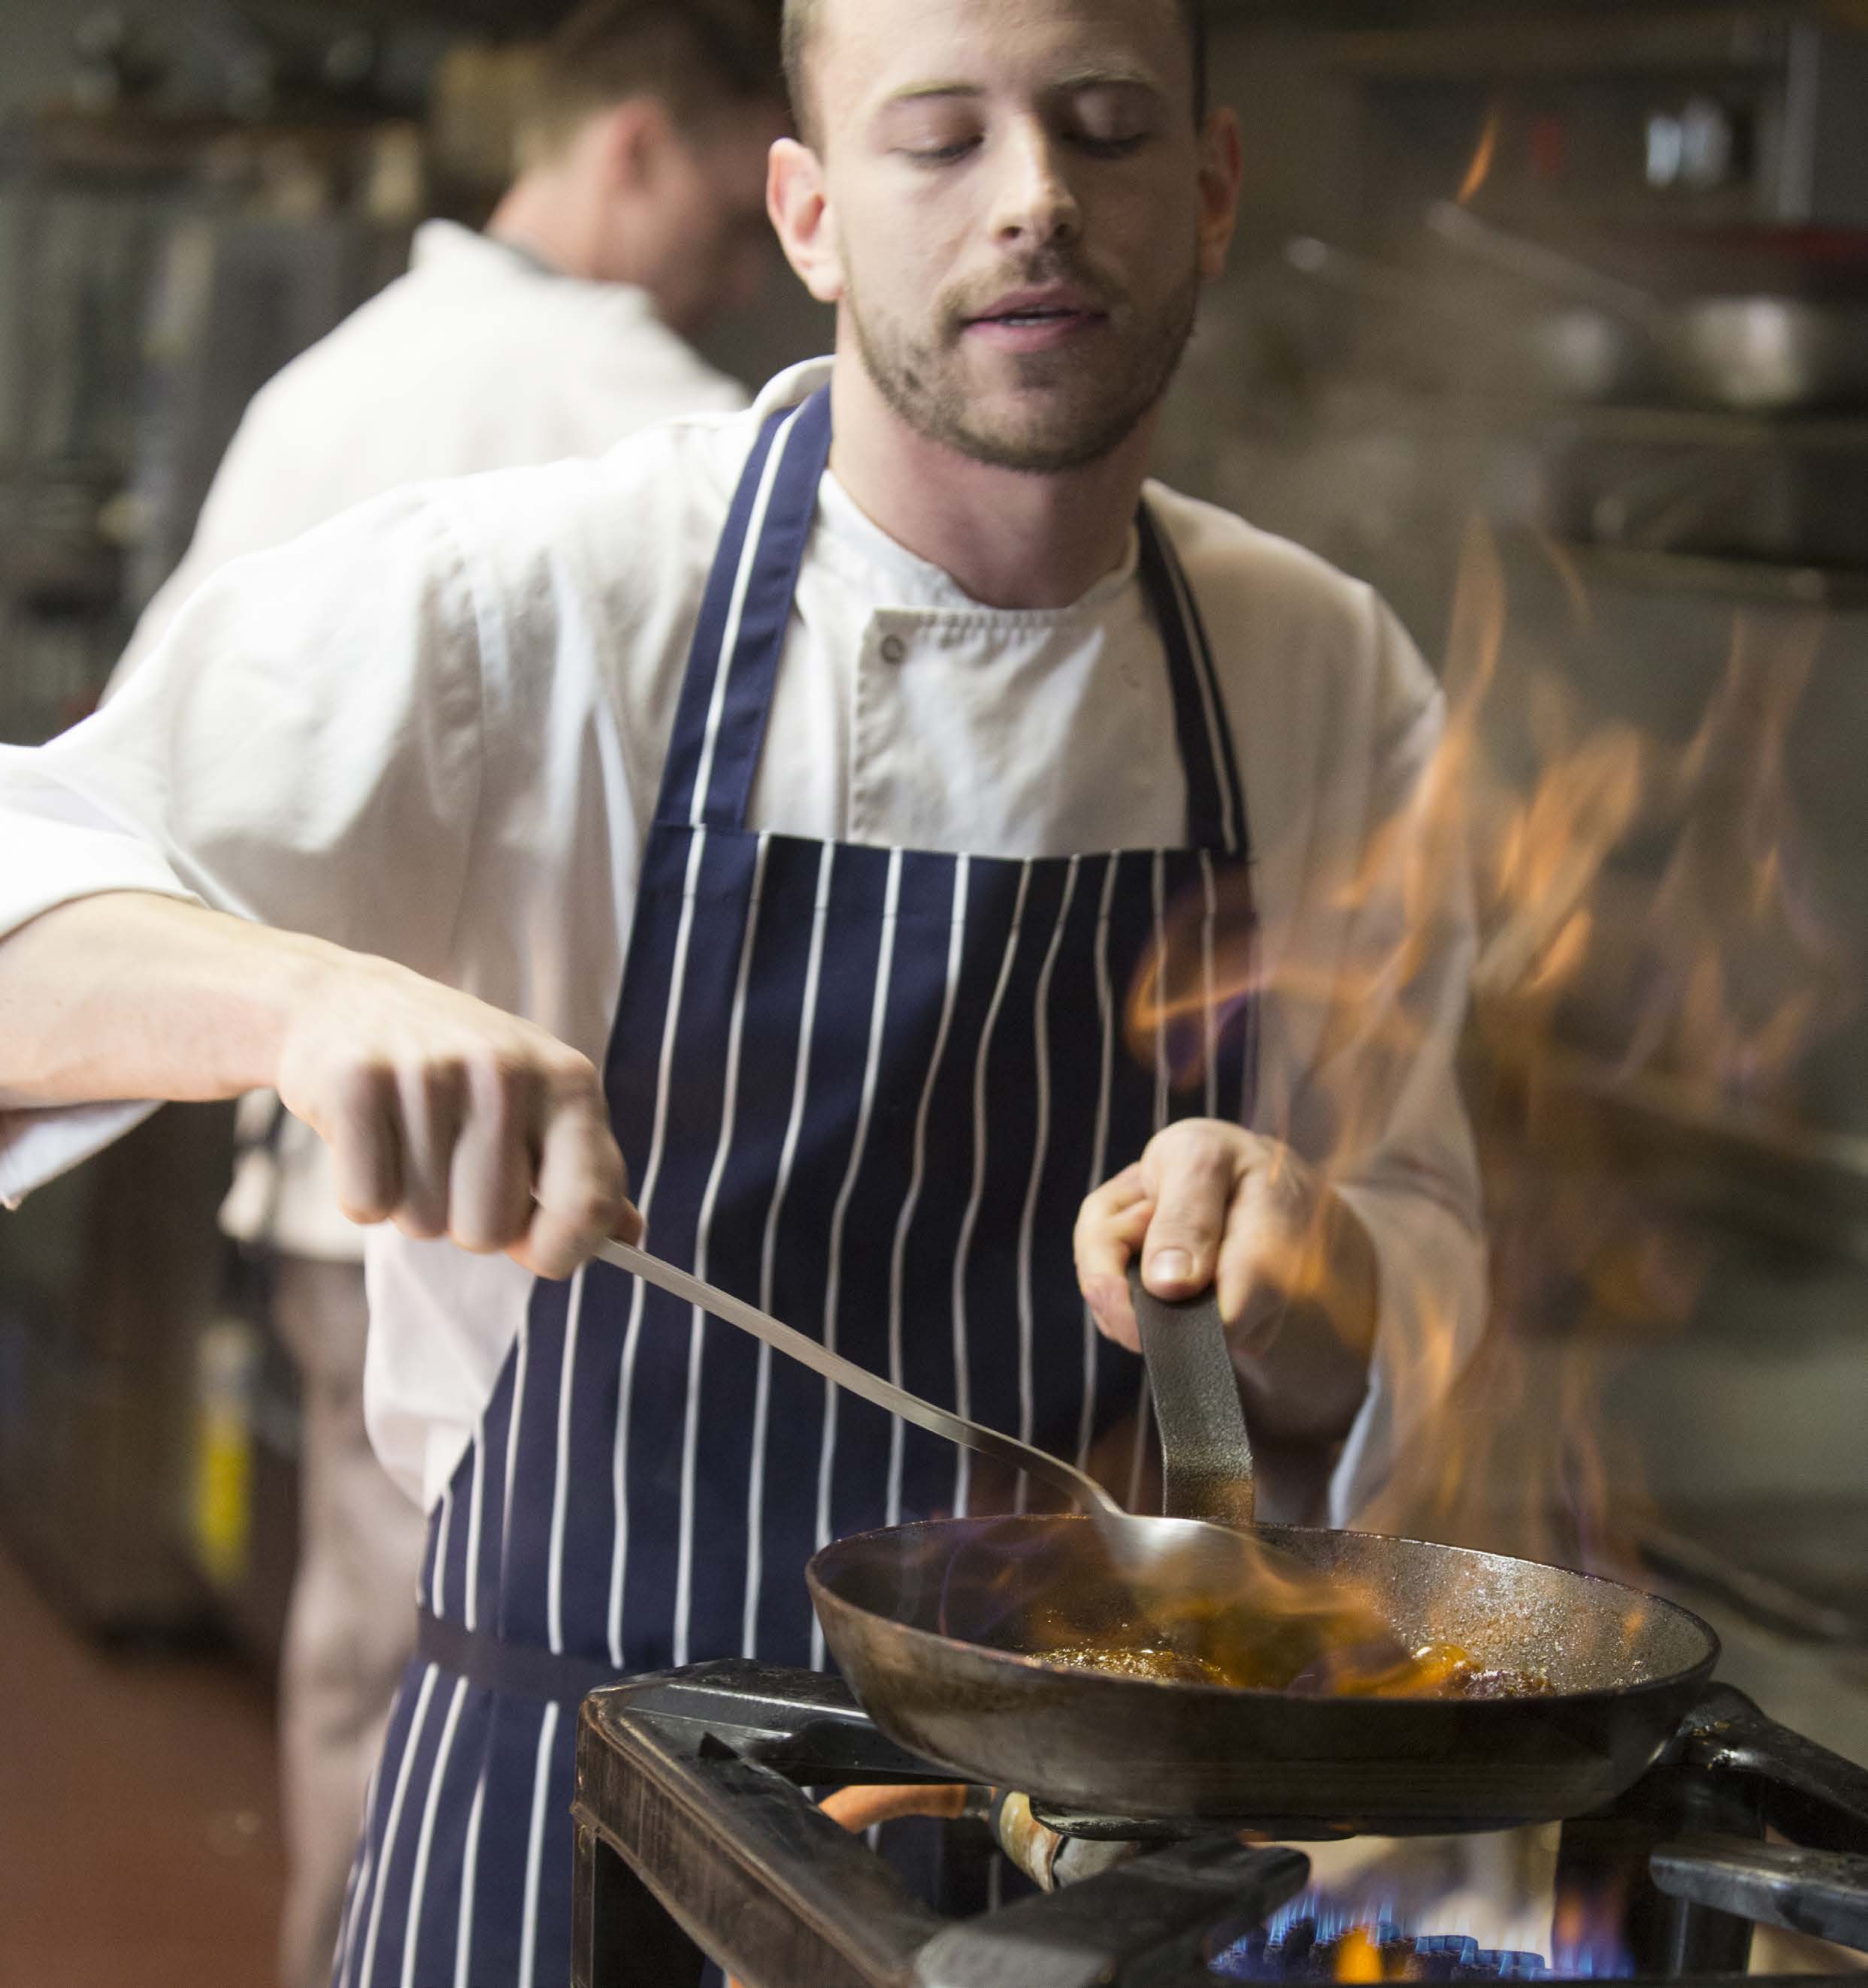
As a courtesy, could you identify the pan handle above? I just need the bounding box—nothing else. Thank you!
[1676,1683,1868,1850]
[1128,1266,1256,1528]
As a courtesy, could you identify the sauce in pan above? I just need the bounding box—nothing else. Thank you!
[1037,1638,1555,1699]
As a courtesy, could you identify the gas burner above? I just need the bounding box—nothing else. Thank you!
[570,1660,1868,1988]
[1214,1923,1551,1980]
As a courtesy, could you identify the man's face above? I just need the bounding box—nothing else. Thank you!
[625,108,791,338]
[798,0,1237,473]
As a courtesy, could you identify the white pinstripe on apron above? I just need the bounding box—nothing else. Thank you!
[335,385,1256,1986]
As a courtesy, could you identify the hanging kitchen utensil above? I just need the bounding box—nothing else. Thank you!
[1427,201,1868,414]
[1283,234,1653,403]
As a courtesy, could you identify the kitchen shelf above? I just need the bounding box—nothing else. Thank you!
[1322,8,1794,77]
[1536,405,1868,452]
[1318,384,1868,451]
[1472,1037,1868,1263]
[1543,538,1868,605]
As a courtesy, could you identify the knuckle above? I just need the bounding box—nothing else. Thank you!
[549,1047,600,1092]
[418,1057,467,1104]
[557,1186,616,1238]
[335,1059,394,1114]
[467,1053,537,1126]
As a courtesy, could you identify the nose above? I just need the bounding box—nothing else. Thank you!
[988,118,1082,250]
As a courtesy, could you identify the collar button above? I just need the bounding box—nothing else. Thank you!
[878,632,908,665]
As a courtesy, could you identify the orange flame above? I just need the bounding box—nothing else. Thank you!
[1334,1926,1386,1982]
[1126,511,1850,1581]
[1458,105,1503,206]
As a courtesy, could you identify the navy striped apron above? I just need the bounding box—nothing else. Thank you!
[334,386,1255,1987]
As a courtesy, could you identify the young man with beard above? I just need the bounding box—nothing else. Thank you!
[0,0,1484,1980]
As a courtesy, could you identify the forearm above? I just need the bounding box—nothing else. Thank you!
[0,889,633,1277]
[0,892,335,1109]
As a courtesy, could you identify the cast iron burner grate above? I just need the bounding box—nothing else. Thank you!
[570,1660,1868,1988]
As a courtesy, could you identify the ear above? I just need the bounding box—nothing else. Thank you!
[767,137,844,305]
[1196,108,1244,283]
[592,96,672,194]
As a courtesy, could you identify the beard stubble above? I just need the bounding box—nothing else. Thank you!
[846,243,1203,475]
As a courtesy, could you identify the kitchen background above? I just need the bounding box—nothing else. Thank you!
[3,1,1867,1981]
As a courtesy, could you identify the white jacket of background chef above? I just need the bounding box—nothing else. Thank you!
[0,358,1487,1529]
[112,217,747,1262]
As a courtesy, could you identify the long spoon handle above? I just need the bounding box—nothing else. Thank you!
[592,1238,1124,1523]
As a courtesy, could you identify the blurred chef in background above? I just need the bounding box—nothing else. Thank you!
[111,5,789,1984]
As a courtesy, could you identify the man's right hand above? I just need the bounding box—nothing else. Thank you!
[275,951,638,1280]
[0,893,637,1279]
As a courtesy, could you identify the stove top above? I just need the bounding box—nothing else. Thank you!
[569,1661,1868,1988]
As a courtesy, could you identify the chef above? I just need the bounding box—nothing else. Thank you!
[0,0,1485,1982]
[106,8,789,1986]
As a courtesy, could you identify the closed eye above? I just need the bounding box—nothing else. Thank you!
[902,136,983,166]
[1072,132,1150,158]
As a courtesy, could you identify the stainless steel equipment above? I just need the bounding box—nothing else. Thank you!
[1425,199,1868,414]
[1340,12,1868,232]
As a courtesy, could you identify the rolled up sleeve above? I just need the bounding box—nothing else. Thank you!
[0,486,485,1200]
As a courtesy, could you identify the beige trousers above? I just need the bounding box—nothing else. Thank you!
[270,1258,427,1988]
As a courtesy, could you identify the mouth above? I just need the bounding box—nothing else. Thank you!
[961,289,1110,351]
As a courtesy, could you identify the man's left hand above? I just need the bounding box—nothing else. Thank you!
[1073,1121,1379,1376]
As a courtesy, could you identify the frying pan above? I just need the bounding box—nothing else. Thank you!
[601,1242,1851,1837]
[807,1278,1726,1833]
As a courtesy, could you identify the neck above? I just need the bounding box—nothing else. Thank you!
[825,340,1157,611]
[488,171,601,282]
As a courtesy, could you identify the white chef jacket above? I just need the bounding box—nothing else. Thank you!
[0,358,1485,1526]
[114,216,748,1261]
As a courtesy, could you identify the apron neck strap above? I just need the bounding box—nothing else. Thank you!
[1135,505,1248,858]
[656,388,834,833]
[655,385,1247,857]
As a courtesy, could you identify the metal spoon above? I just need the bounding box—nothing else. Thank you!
[592,1238,1273,1607]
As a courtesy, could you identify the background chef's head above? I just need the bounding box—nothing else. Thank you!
[770,0,1242,473]
[504,0,791,337]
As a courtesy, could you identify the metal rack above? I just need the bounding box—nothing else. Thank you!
[0,117,200,744]
[0,107,410,747]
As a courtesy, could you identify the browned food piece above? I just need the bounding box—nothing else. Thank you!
[1036,1642,1233,1686]
[1438,1660,1557,1699]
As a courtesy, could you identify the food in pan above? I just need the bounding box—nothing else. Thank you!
[1036,1637,1554,1699]
[1039,1642,1236,1686]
